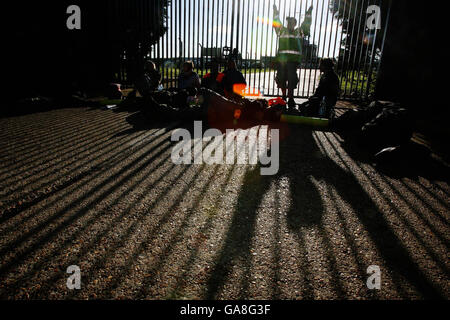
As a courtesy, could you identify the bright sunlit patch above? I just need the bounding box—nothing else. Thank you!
[257,16,281,28]
[232,83,262,98]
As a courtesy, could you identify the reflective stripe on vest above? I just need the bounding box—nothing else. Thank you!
[277,26,302,62]
[278,33,302,56]
[279,50,302,55]
[279,34,300,39]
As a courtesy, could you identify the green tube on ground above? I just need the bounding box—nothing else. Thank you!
[280,114,329,127]
[99,99,123,106]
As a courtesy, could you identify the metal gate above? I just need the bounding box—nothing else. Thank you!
[150,0,391,100]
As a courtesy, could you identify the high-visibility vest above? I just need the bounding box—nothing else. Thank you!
[273,12,302,63]
[277,29,302,63]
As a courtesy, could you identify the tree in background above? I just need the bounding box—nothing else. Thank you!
[7,0,170,99]
[329,0,390,97]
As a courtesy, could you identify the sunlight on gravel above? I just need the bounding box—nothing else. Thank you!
[0,107,448,299]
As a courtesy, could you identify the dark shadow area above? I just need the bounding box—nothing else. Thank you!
[0,126,176,280]
[113,110,179,136]
[337,134,450,181]
[204,124,446,299]
[205,167,272,299]
[0,96,101,119]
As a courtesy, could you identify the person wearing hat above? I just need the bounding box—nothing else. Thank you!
[273,4,309,109]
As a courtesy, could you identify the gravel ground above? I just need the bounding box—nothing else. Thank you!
[0,105,448,300]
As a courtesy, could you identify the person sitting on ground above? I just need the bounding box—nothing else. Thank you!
[222,59,247,101]
[201,59,225,95]
[300,58,340,118]
[178,60,201,90]
[134,60,162,98]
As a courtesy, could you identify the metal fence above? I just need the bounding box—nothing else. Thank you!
[150,0,391,100]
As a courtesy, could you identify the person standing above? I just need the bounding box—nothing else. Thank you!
[273,4,309,109]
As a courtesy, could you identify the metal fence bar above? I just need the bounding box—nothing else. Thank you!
[347,0,366,98]
[195,0,199,74]
[305,0,319,97]
[216,0,221,61]
[326,0,335,59]
[361,0,381,99]
[342,0,359,98]
[354,0,370,98]
[260,0,267,92]
[164,0,167,81]
[331,0,342,63]
[333,0,346,98]
[253,0,261,93]
[358,0,377,99]
[311,0,324,94]
[238,0,244,69]
[139,0,390,101]
[320,0,331,60]
[230,0,236,50]
[248,0,256,91]
[296,0,304,96]
[373,0,391,99]
[300,0,314,96]
[340,0,351,98]
[200,0,205,71]
[263,0,273,96]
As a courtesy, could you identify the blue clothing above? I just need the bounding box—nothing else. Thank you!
[178,71,200,90]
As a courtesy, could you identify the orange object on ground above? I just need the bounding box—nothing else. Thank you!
[234,109,241,120]
[268,97,286,106]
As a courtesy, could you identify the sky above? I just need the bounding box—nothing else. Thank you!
[151,0,344,60]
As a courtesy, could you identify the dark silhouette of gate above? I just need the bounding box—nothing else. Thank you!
[151,0,391,100]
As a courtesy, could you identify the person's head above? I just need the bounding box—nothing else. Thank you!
[144,60,156,72]
[286,17,297,32]
[182,60,194,73]
[210,59,219,74]
[227,59,237,70]
[319,58,335,72]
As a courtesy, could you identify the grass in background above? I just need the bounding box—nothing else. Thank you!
[340,70,376,98]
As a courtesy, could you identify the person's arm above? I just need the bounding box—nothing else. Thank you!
[135,74,150,97]
[300,20,311,38]
[149,71,162,90]
[301,6,313,37]
[312,76,326,99]
[178,74,184,89]
[201,74,208,87]
[194,73,201,89]
[273,4,283,36]
[238,71,247,86]
[157,71,162,84]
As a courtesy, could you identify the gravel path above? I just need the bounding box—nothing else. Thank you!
[0,105,448,299]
